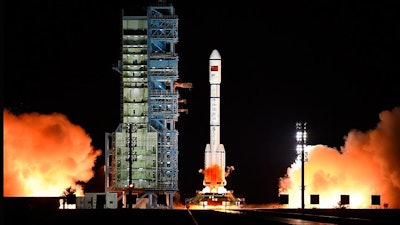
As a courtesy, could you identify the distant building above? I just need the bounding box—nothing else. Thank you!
[76,192,118,209]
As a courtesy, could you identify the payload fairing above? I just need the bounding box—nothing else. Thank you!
[200,49,229,194]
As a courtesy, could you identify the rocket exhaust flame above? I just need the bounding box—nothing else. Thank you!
[3,109,102,197]
[279,107,400,208]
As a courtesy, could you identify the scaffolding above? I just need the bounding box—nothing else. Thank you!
[105,3,190,209]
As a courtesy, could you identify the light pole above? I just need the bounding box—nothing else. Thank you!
[296,122,307,209]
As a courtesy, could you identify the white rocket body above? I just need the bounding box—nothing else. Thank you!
[202,49,227,194]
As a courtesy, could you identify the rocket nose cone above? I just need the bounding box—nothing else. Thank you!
[210,49,221,60]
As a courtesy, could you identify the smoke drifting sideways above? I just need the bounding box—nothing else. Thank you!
[3,109,102,197]
[279,107,400,209]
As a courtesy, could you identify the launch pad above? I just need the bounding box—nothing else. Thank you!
[185,190,244,209]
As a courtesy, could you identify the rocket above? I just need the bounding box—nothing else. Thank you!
[201,49,227,194]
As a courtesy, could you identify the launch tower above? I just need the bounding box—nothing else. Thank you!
[104,3,191,209]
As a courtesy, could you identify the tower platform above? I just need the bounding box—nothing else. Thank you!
[185,190,245,209]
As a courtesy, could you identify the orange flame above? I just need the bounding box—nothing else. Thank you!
[279,107,400,208]
[3,109,102,197]
[204,164,224,190]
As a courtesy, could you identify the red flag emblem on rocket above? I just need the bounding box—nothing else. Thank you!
[211,65,219,71]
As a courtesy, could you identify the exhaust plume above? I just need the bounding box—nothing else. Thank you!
[3,109,102,197]
[279,107,400,208]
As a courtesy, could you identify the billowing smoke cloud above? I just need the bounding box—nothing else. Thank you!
[279,107,400,208]
[3,109,102,197]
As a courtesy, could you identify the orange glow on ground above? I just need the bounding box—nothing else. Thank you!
[184,204,242,210]
[279,107,400,209]
[3,109,102,197]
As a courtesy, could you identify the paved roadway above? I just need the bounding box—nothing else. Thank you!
[216,208,400,225]
[3,206,400,225]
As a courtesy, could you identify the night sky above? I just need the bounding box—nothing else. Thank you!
[4,0,399,204]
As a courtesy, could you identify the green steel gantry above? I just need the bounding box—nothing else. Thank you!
[105,3,191,209]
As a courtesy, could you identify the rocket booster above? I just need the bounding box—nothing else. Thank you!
[202,49,227,194]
